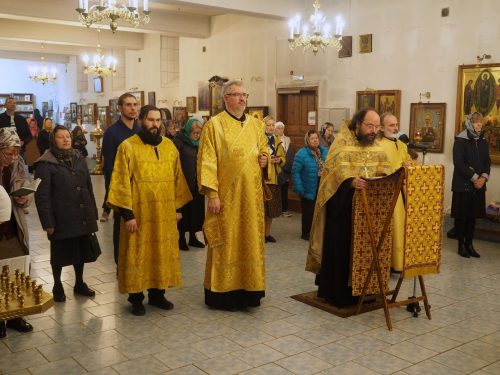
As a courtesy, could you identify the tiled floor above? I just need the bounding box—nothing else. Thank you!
[1,175,499,374]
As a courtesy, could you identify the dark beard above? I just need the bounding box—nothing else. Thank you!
[356,132,375,145]
[138,125,162,146]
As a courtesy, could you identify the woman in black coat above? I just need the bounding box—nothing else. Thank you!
[37,118,52,155]
[34,125,99,302]
[173,119,205,250]
[451,112,491,258]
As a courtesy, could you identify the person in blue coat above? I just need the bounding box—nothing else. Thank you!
[292,130,328,240]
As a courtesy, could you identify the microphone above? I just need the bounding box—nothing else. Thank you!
[408,143,433,150]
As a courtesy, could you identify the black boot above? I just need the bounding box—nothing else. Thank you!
[465,243,480,258]
[188,233,205,248]
[52,283,67,302]
[179,232,189,251]
[458,242,470,258]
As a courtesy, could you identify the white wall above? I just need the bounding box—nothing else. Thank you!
[179,0,500,211]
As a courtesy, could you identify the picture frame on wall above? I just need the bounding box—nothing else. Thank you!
[76,104,82,119]
[186,96,197,113]
[455,63,500,164]
[93,77,103,93]
[338,36,352,58]
[173,106,189,127]
[148,91,156,106]
[355,90,401,120]
[409,102,446,153]
[130,91,144,109]
[246,106,269,121]
[109,98,120,124]
[70,102,77,122]
[198,81,210,111]
[359,34,373,53]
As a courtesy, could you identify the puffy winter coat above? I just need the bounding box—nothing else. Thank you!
[292,146,328,201]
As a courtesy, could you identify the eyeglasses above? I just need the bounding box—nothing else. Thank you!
[362,122,381,130]
[225,93,250,99]
[1,150,19,159]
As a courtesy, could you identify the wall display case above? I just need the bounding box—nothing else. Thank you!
[97,106,110,129]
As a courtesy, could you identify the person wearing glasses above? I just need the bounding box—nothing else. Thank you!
[0,127,34,338]
[306,109,392,308]
[197,80,269,311]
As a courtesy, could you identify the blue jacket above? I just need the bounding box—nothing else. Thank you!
[292,146,328,200]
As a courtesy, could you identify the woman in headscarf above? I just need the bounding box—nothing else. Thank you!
[72,125,88,157]
[451,112,491,258]
[319,122,335,148]
[34,125,99,302]
[25,117,40,173]
[37,118,52,155]
[263,116,285,243]
[292,130,328,240]
[173,118,205,250]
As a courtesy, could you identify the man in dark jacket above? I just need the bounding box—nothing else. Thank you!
[101,93,139,264]
[0,97,32,149]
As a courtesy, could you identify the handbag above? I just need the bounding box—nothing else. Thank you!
[84,233,101,262]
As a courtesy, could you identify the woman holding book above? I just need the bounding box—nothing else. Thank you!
[34,125,99,302]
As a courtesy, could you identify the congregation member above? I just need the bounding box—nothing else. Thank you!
[307,109,392,307]
[37,118,52,156]
[107,105,191,316]
[34,125,98,302]
[292,130,327,241]
[101,93,139,256]
[0,97,32,149]
[0,127,33,338]
[0,186,11,223]
[72,125,88,157]
[319,122,335,148]
[263,116,286,243]
[197,80,269,310]
[274,121,293,217]
[173,118,205,250]
[377,112,413,271]
[452,112,491,258]
[25,117,40,173]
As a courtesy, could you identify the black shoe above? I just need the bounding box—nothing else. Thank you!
[148,295,174,310]
[465,243,480,258]
[74,283,96,298]
[6,317,33,333]
[458,242,470,258]
[265,235,276,243]
[0,321,6,339]
[52,284,66,302]
[131,302,146,316]
[301,233,310,241]
[188,238,205,248]
[179,238,189,251]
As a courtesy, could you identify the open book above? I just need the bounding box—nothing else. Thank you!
[10,178,42,197]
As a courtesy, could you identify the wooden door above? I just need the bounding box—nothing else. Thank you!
[276,87,318,212]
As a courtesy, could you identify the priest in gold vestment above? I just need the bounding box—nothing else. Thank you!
[307,109,392,307]
[108,105,192,316]
[197,80,269,310]
[377,113,413,271]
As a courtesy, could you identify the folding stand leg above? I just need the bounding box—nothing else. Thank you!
[418,275,432,319]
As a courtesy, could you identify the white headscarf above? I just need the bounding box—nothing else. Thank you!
[0,185,11,223]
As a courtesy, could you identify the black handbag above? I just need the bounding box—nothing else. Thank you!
[84,233,101,262]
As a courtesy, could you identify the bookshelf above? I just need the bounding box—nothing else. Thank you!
[0,93,35,118]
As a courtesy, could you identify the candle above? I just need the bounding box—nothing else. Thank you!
[78,0,83,9]
[96,119,101,129]
[143,0,149,11]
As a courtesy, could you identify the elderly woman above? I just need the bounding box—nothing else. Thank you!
[37,118,52,155]
[319,122,335,148]
[274,121,294,217]
[452,112,491,258]
[34,125,99,302]
[25,117,40,173]
[263,116,285,243]
[0,127,33,338]
[173,118,205,250]
[292,130,328,240]
[72,125,88,157]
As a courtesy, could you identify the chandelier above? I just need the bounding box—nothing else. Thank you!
[82,29,117,77]
[76,0,151,33]
[29,44,57,85]
[288,0,344,55]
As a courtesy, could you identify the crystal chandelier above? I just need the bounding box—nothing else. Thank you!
[76,0,151,33]
[29,44,57,85]
[288,0,345,55]
[82,29,117,77]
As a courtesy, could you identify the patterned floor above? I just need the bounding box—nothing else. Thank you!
[1,175,499,375]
